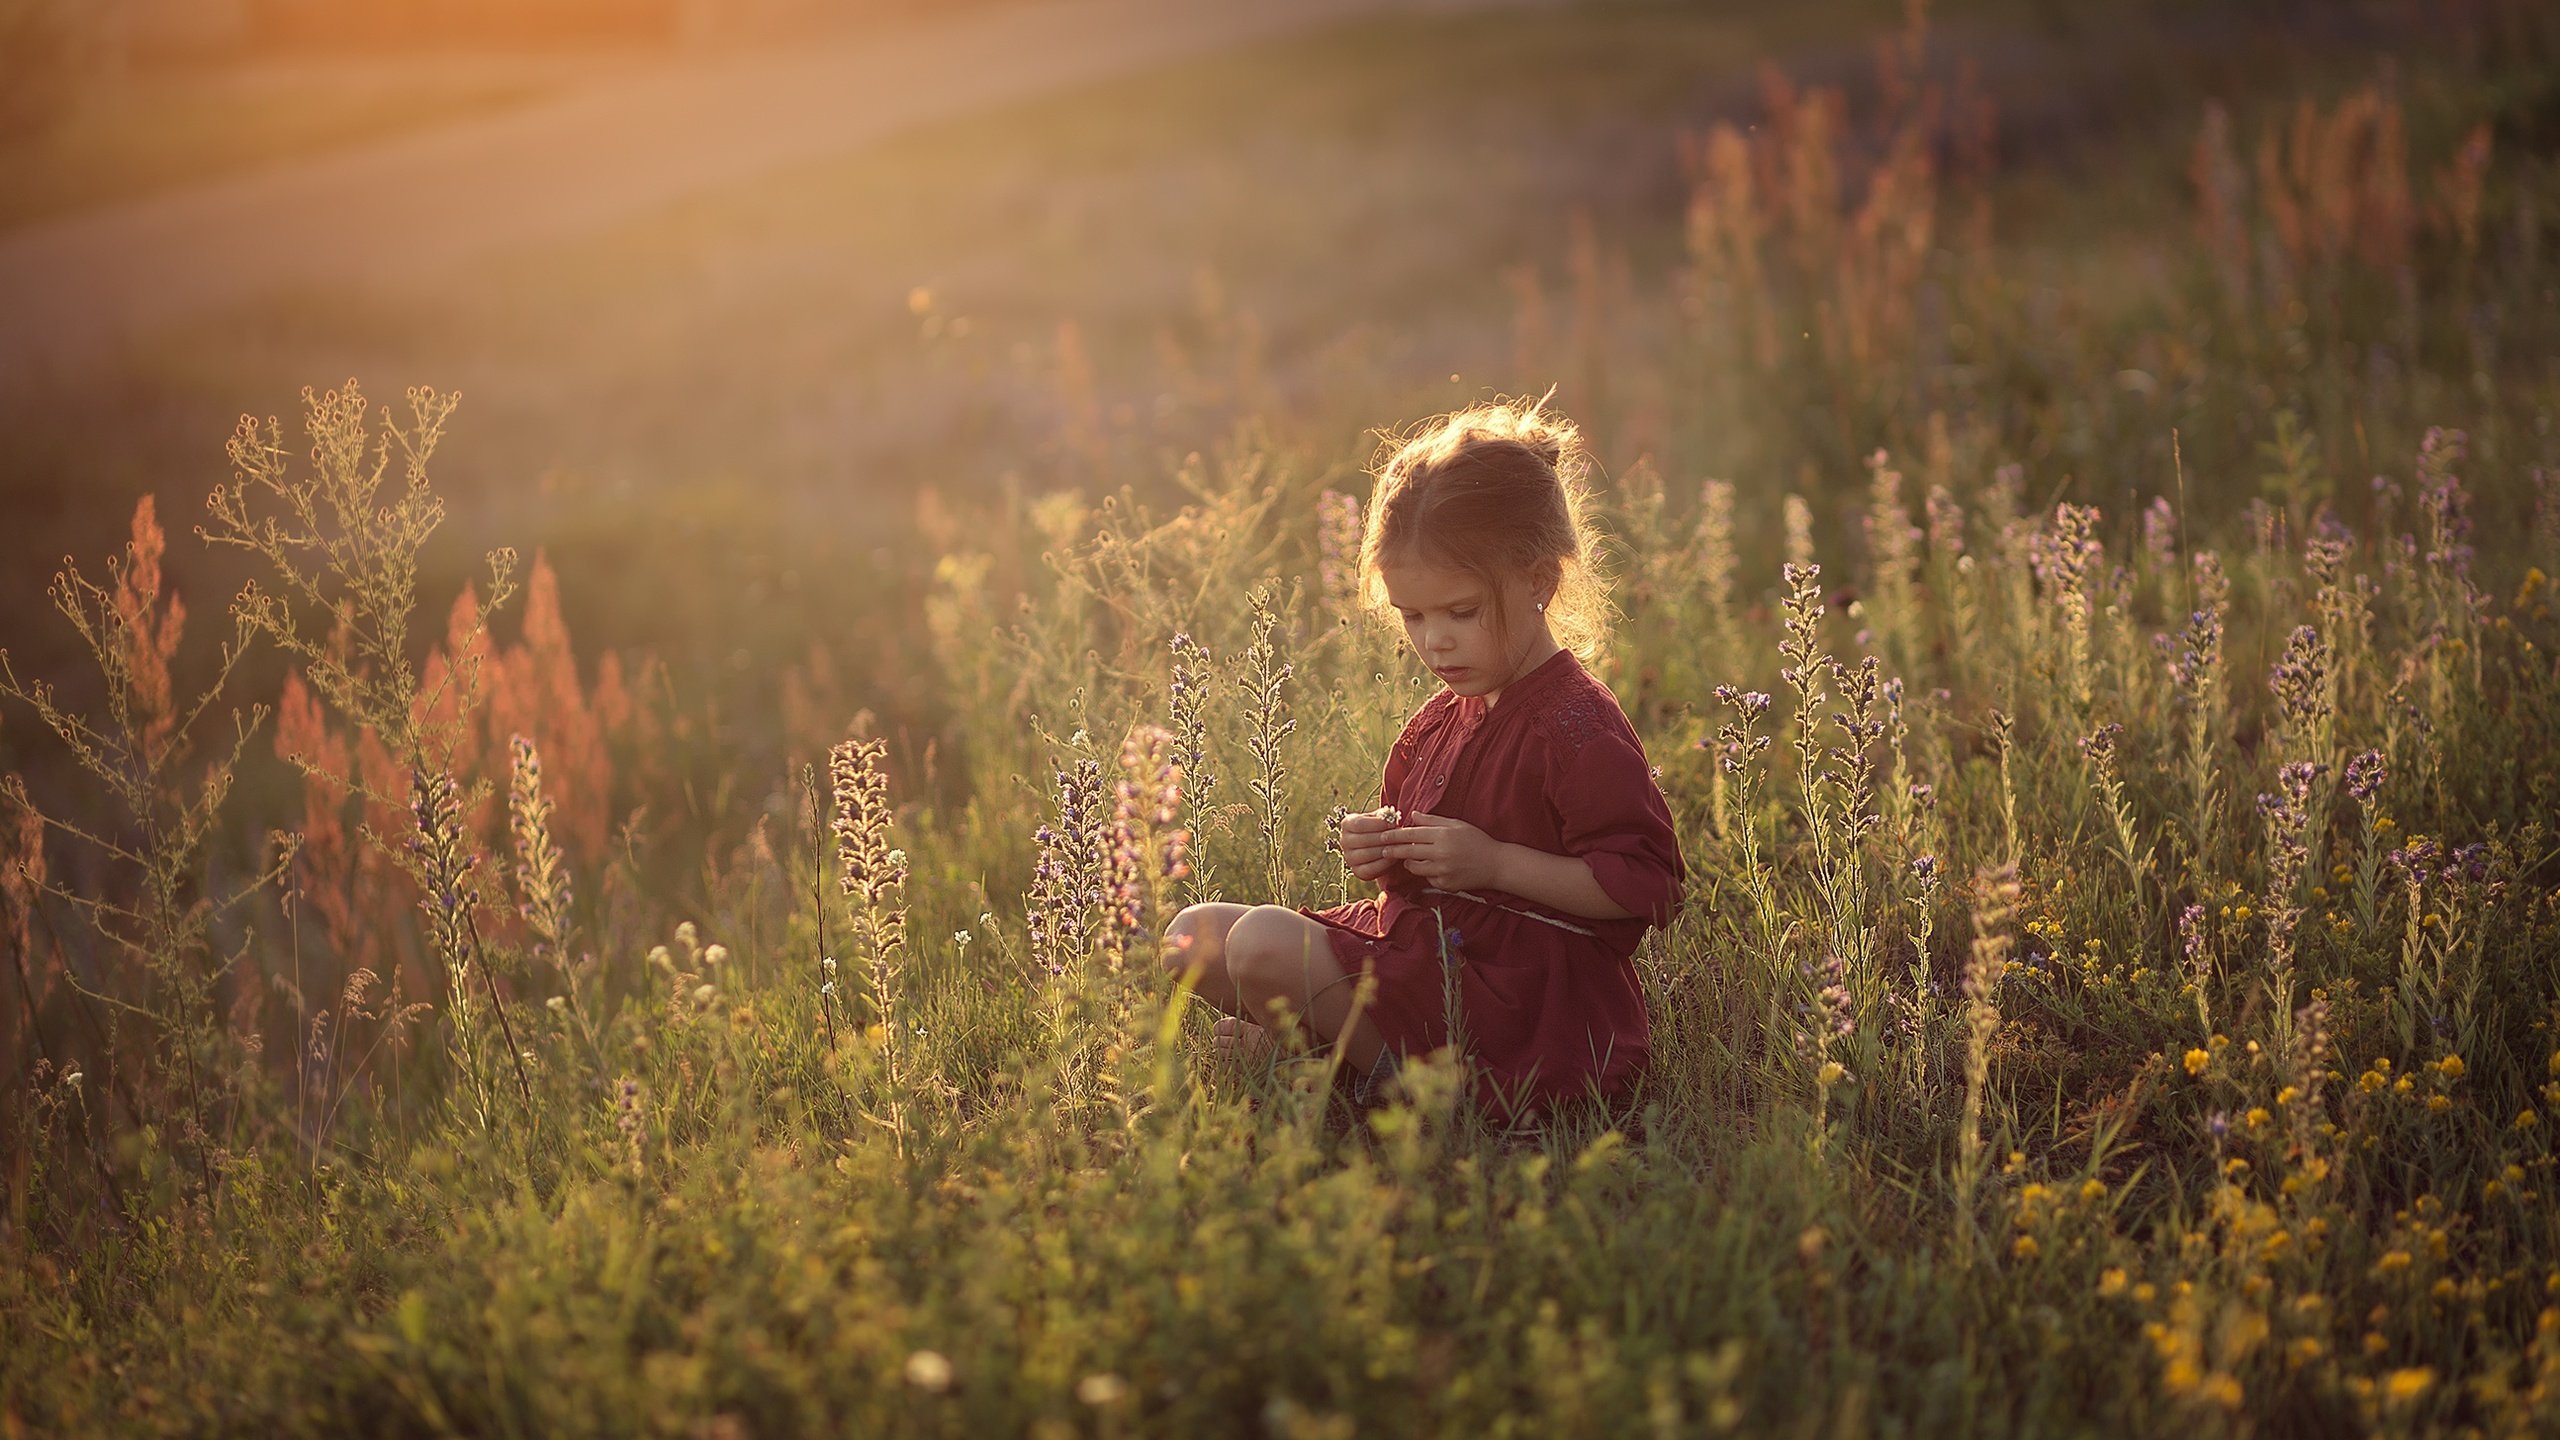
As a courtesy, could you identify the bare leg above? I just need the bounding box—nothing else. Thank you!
[1163,902,1252,1014]
[1164,902,1390,1072]
[1221,905,1389,1074]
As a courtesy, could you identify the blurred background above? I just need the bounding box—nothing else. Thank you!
[1,0,2552,807]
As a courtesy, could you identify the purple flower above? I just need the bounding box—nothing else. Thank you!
[2344,750,2387,805]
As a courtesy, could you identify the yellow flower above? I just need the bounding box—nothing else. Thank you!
[2202,1373,2243,1410]
[2080,1178,2107,1203]
[2384,1367,2434,1403]
[1817,1060,1847,1086]
[2133,1282,2158,1304]
[2185,1048,2211,1077]
[2233,904,2254,923]
[2276,1085,2299,1106]
[2520,1109,2542,1131]
[2427,1094,2450,1113]
[2364,1331,2389,1356]
[2436,1054,2466,1079]
[2394,1075,2414,1095]
[2013,1234,2040,1259]
[2486,1180,2506,1201]
[2098,1267,2128,1297]
[2507,1165,2528,1183]
[2375,1250,2413,1274]
[2287,1337,2325,1366]
[2245,1107,2271,1131]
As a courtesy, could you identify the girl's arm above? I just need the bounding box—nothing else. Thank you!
[1381,813,1635,921]
[1489,843,1636,922]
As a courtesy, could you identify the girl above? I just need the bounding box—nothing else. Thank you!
[1164,398,1683,1121]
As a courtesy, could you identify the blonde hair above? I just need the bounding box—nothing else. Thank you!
[1359,396,1612,661]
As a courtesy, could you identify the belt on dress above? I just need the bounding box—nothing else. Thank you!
[1422,888,1600,938]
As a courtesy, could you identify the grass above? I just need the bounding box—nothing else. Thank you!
[5,1,2560,1435]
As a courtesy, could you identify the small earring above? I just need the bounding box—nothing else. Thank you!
[1535,601,1547,613]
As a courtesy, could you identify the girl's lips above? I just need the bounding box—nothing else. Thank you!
[1435,666,1470,682]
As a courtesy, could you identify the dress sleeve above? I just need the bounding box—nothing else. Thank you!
[1547,728,1685,927]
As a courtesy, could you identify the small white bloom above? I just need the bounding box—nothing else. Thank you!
[1076,1374,1127,1406]
[905,1350,953,1392]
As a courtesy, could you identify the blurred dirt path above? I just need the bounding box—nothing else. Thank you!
[0,0,1466,383]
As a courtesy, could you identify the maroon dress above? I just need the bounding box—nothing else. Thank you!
[1304,648,1683,1120]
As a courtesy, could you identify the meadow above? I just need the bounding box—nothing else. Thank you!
[6,1,2560,1435]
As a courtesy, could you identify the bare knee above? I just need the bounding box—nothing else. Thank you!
[1225,905,1329,1003]
[1163,902,1240,979]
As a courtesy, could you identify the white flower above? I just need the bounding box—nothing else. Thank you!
[1076,1374,1127,1406]
[904,1350,953,1392]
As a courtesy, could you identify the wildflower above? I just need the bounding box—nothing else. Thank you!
[508,735,574,949]
[2244,1107,2270,1131]
[2519,1110,2541,1131]
[1076,1374,1128,1406]
[2013,1234,2039,1260]
[905,1350,954,1393]
[2185,1048,2211,1077]
[2345,749,2388,805]
[2080,1178,2107,1202]
[2375,1251,2413,1274]
[2099,1268,2128,1297]
[1817,1060,1847,1087]
[2383,1367,2434,1403]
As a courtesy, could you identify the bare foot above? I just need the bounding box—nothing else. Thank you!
[1210,1016,1279,1064]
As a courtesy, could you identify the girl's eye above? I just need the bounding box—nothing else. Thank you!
[1451,609,1478,621]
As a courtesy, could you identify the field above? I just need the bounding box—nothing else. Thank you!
[6,0,2560,1434]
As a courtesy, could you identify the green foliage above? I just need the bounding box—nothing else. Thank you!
[9,19,2560,1440]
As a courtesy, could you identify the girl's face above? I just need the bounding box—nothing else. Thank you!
[1378,555,1556,707]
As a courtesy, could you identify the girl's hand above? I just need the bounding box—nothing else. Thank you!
[1338,807,1401,882]
[1381,812,1504,891]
